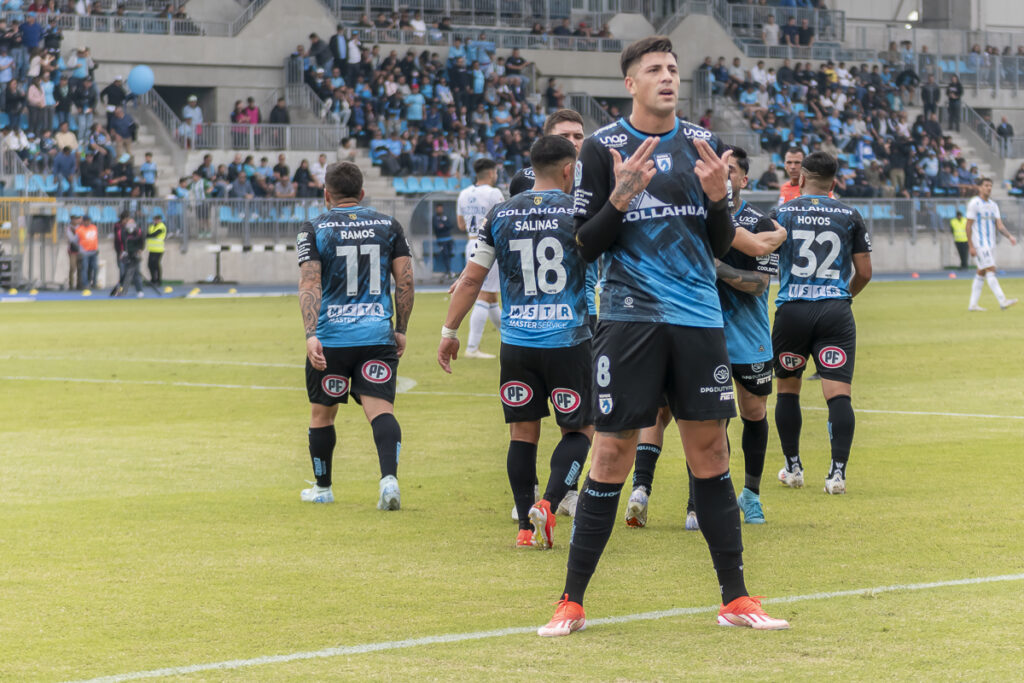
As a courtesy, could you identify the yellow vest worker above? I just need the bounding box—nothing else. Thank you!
[146,217,167,287]
[951,212,969,269]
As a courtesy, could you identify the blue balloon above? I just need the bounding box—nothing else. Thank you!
[126,65,154,95]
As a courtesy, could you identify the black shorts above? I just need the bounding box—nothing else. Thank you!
[592,321,736,432]
[732,362,773,396]
[587,314,598,337]
[772,299,856,383]
[306,344,399,406]
[499,341,594,429]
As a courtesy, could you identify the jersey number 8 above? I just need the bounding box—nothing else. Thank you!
[791,229,841,280]
[509,237,567,295]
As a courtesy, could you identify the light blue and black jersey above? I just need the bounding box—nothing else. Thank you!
[475,190,590,348]
[718,201,778,364]
[574,117,723,327]
[297,205,411,348]
[772,195,872,306]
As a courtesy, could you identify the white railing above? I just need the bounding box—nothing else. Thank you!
[320,25,623,52]
[187,123,350,151]
[568,92,613,129]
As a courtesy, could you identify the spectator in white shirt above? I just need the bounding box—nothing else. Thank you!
[750,60,769,88]
[182,94,203,146]
[410,11,427,40]
[310,153,328,191]
[761,15,780,45]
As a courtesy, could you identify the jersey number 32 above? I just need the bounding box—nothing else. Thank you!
[791,229,841,279]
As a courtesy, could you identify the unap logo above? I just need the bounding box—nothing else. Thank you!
[551,388,581,414]
[779,352,806,370]
[818,346,848,369]
[322,375,349,397]
[500,381,533,407]
[599,133,628,148]
[655,153,672,172]
[361,360,393,383]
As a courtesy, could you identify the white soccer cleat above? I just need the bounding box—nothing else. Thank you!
[556,489,578,517]
[1000,298,1018,310]
[685,510,700,531]
[968,305,987,312]
[463,349,496,359]
[378,475,401,510]
[624,487,649,528]
[300,483,334,504]
[824,472,847,495]
[778,466,804,488]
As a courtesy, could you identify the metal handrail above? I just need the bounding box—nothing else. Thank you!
[324,25,623,52]
[567,92,613,130]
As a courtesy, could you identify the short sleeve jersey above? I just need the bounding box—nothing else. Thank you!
[474,189,590,348]
[966,196,1000,248]
[718,201,778,364]
[296,205,411,348]
[772,195,871,306]
[457,183,505,238]
[574,117,723,327]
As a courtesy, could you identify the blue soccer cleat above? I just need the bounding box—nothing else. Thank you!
[738,487,765,524]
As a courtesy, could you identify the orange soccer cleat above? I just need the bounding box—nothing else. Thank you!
[537,594,586,637]
[717,595,790,630]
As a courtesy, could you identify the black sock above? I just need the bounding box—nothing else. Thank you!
[564,477,623,605]
[741,416,769,494]
[507,440,538,531]
[632,443,661,494]
[543,432,590,506]
[827,395,855,479]
[686,463,695,513]
[692,470,747,604]
[370,413,401,479]
[308,425,336,488]
[775,393,803,472]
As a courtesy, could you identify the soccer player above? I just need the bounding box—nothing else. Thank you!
[625,147,785,530]
[439,135,593,549]
[509,108,588,520]
[966,177,1018,311]
[457,158,506,358]
[297,162,415,510]
[778,146,804,206]
[771,152,872,495]
[538,36,789,637]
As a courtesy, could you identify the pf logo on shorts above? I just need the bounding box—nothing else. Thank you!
[361,361,393,383]
[779,352,806,371]
[551,388,581,414]
[500,381,533,407]
[322,375,349,397]
[818,346,848,369]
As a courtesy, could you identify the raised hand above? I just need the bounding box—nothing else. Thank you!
[694,138,732,203]
[609,136,659,212]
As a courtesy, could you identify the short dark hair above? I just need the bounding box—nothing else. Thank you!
[729,145,749,175]
[620,35,677,77]
[978,176,992,185]
[542,108,584,135]
[784,146,805,159]
[473,157,497,177]
[801,151,838,182]
[325,161,363,198]
[529,135,577,176]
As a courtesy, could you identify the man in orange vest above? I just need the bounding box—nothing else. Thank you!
[778,146,804,205]
[76,212,100,289]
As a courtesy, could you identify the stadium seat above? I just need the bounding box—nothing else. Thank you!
[460,177,472,189]
[219,206,239,223]
[446,176,459,192]
[57,206,69,223]
[405,177,422,193]
[392,177,408,194]
[27,175,46,193]
[101,206,119,224]
[13,174,26,192]
[41,175,59,194]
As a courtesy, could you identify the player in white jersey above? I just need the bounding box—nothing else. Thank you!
[965,177,1018,311]
[457,157,506,357]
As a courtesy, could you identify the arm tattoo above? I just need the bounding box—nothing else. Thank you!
[609,169,645,208]
[393,257,414,334]
[298,261,321,339]
[716,261,770,296]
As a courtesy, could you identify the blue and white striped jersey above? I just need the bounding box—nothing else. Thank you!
[966,196,1001,248]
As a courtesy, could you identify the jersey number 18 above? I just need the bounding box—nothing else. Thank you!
[509,237,566,295]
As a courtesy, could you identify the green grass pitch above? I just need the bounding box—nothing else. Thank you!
[1,279,1023,681]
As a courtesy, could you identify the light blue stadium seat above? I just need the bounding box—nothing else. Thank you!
[446,176,459,192]
[307,206,321,220]
[101,206,119,224]
[57,206,70,223]
[13,174,26,192]
[459,177,472,189]
[27,175,46,193]
[219,206,239,223]
[393,177,408,194]
[405,177,422,193]
[41,175,58,193]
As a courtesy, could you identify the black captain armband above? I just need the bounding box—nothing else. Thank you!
[706,198,736,258]
[575,202,626,263]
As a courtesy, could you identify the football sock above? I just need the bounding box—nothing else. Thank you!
[487,302,502,330]
[370,413,401,479]
[632,443,661,494]
[564,477,623,605]
[985,271,1007,305]
[467,300,489,351]
[970,274,984,308]
[507,440,539,531]
[308,425,336,488]
[826,395,855,479]
[741,416,769,494]
[691,470,748,604]
[775,392,803,472]
[686,463,695,514]
[543,432,590,506]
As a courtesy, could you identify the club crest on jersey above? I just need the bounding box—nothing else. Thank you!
[534,196,543,205]
[551,388,582,414]
[655,153,672,172]
[713,365,730,384]
[574,160,582,186]
[779,352,806,370]
[500,381,533,407]
[349,213,357,219]
[322,375,349,397]
[361,360,393,383]
[598,393,614,415]
[811,198,819,205]
[818,346,847,369]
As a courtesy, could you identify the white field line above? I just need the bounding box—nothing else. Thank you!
[2,374,1023,419]
[66,572,1024,683]
[0,354,304,369]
